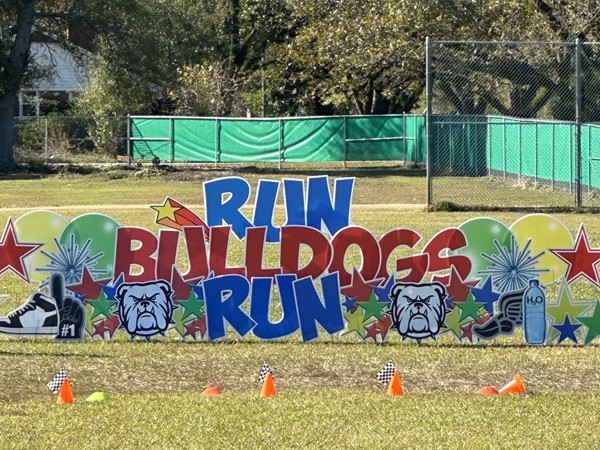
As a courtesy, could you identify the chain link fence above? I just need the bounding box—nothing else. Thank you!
[426,39,600,209]
[13,116,128,163]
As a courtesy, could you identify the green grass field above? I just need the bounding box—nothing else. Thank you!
[1,167,600,449]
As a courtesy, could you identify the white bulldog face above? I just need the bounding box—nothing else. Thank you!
[389,282,447,343]
[116,280,174,338]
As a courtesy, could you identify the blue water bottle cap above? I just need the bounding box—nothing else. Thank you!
[529,279,539,287]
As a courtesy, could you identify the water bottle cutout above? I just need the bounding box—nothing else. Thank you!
[523,279,546,345]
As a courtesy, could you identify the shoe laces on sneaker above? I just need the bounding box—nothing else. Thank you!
[8,302,36,318]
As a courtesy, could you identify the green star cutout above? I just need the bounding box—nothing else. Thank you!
[357,292,386,321]
[177,291,205,320]
[341,308,375,338]
[85,303,95,337]
[443,307,470,339]
[547,280,593,342]
[171,307,186,338]
[577,301,600,345]
[87,291,116,320]
[456,293,487,321]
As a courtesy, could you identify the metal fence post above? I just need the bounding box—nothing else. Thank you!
[426,36,433,206]
[402,112,407,166]
[534,122,538,183]
[343,116,348,170]
[278,118,283,170]
[575,38,583,207]
[44,116,48,163]
[126,114,131,167]
[169,117,175,163]
[214,118,220,167]
[502,117,506,180]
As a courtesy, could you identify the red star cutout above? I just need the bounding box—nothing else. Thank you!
[184,317,206,340]
[93,316,121,340]
[67,267,110,300]
[374,315,392,340]
[551,225,600,287]
[0,219,42,282]
[460,313,491,342]
[434,267,478,304]
[340,268,383,302]
[171,267,191,300]
[364,322,380,341]
[364,316,393,341]
[92,320,105,337]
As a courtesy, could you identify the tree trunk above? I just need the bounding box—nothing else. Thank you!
[0,95,17,168]
[0,0,37,169]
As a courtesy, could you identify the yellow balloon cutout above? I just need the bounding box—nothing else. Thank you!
[509,214,573,285]
[13,211,69,283]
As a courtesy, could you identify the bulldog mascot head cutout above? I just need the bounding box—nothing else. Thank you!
[116,280,174,339]
[389,282,448,343]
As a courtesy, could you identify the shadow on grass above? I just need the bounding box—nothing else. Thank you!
[0,349,107,357]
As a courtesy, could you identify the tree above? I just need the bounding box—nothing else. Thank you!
[169,0,298,116]
[269,0,483,115]
[432,0,600,120]
[0,0,154,167]
[0,0,36,168]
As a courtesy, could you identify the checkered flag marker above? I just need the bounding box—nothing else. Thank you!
[47,369,67,394]
[376,361,396,385]
[258,362,273,383]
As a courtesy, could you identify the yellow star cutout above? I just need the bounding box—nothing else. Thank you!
[151,198,181,222]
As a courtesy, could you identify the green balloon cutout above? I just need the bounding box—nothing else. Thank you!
[456,217,513,280]
[60,214,120,280]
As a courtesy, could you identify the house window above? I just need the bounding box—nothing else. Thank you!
[19,91,40,117]
[18,90,72,117]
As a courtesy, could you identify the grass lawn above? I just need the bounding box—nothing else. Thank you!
[1,167,600,449]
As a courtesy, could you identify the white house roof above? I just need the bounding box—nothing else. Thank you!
[29,41,90,91]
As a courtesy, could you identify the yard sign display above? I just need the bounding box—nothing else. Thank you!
[0,176,598,345]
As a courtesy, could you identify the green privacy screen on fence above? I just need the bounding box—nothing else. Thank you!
[130,115,426,164]
[131,114,600,189]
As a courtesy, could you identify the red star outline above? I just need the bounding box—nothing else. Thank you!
[184,317,206,340]
[434,267,479,304]
[0,219,42,282]
[551,224,600,287]
[460,313,491,342]
[93,316,120,340]
[67,267,110,300]
[340,268,384,302]
[364,316,393,341]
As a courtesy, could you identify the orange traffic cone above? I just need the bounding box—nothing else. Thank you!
[498,374,525,394]
[387,371,404,396]
[260,372,276,397]
[202,386,222,397]
[477,385,499,395]
[57,378,74,404]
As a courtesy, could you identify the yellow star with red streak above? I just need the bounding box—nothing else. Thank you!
[151,198,181,222]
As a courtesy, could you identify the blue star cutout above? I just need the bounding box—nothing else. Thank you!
[469,277,500,314]
[100,273,124,300]
[445,296,455,310]
[553,315,581,344]
[191,283,204,300]
[74,292,86,304]
[190,271,215,301]
[371,275,395,307]
[342,296,357,312]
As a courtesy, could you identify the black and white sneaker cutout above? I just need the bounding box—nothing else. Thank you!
[0,293,59,335]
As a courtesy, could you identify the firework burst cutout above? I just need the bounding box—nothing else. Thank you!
[479,236,547,292]
[39,234,106,285]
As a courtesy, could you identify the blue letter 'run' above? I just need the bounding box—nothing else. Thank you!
[204,274,256,340]
[293,272,344,342]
